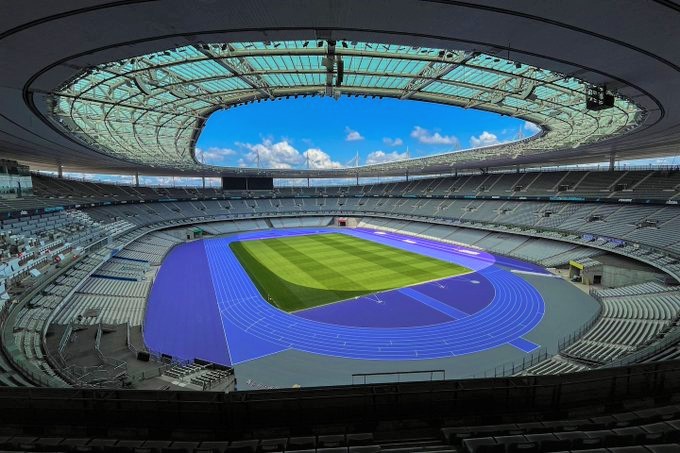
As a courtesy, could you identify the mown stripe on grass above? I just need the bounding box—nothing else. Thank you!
[230,233,472,312]
[312,233,463,281]
[230,241,370,311]
[256,237,368,292]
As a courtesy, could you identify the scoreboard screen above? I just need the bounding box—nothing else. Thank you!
[221,176,273,191]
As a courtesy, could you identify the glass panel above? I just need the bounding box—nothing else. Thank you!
[47,40,642,171]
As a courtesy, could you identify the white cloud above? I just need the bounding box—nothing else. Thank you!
[345,127,364,142]
[239,139,304,169]
[138,176,218,187]
[523,121,541,134]
[410,126,459,146]
[470,131,500,148]
[237,139,342,170]
[382,137,404,147]
[365,150,410,165]
[303,148,343,169]
[196,146,237,164]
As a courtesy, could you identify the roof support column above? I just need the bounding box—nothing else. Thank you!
[202,176,205,189]
[135,172,139,187]
[57,163,63,179]
[609,152,616,171]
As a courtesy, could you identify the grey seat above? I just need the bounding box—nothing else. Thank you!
[348,447,381,453]
[462,437,499,453]
[608,447,655,452]
[555,431,588,441]
[318,435,346,448]
[257,438,286,452]
[346,433,373,446]
[647,444,680,453]
[287,437,315,450]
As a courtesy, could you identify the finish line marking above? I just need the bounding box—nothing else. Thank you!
[508,337,541,353]
[511,269,560,277]
[456,249,480,255]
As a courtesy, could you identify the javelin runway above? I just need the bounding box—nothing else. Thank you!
[145,228,548,367]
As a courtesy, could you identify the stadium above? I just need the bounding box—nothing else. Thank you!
[1,1,680,452]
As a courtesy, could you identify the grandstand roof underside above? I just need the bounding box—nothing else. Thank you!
[1,1,679,178]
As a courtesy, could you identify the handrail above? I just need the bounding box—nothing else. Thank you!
[351,369,445,385]
[558,303,604,352]
[468,347,549,378]
[94,323,128,372]
[126,322,138,356]
[58,320,74,354]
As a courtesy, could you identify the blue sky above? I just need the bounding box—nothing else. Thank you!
[195,97,536,169]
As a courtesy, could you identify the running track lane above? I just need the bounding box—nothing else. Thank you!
[144,228,545,365]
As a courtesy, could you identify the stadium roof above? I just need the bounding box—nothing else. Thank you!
[1,1,679,178]
[47,40,641,175]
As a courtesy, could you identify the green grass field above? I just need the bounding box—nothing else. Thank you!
[230,233,470,312]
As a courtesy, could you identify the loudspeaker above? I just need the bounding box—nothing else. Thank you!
[586,85,615,111]
[336,57,344,87]
[137,350,150,362]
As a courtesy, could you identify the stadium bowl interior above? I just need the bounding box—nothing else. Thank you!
[1,1,680,451]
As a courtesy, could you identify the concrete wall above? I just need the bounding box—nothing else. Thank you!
[599,264,664,288]
[165,228,194,241]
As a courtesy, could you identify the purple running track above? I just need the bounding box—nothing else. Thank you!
[144,228,544,365]
[143,241,231,365]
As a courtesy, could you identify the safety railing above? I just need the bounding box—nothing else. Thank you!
[558,304,604,352]
[125,322,138,356]
[94,323,128,377]
[352,369,445,385]
[468,347,549,378]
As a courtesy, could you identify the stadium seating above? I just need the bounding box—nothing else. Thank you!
[1,171,680,389]
[0,174,678,453]
[28,169,680,205]
[0,358,679,452]
[442,401,680,452]
[522,282,680,374]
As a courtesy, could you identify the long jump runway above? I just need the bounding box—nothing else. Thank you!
[144,228,546,367]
